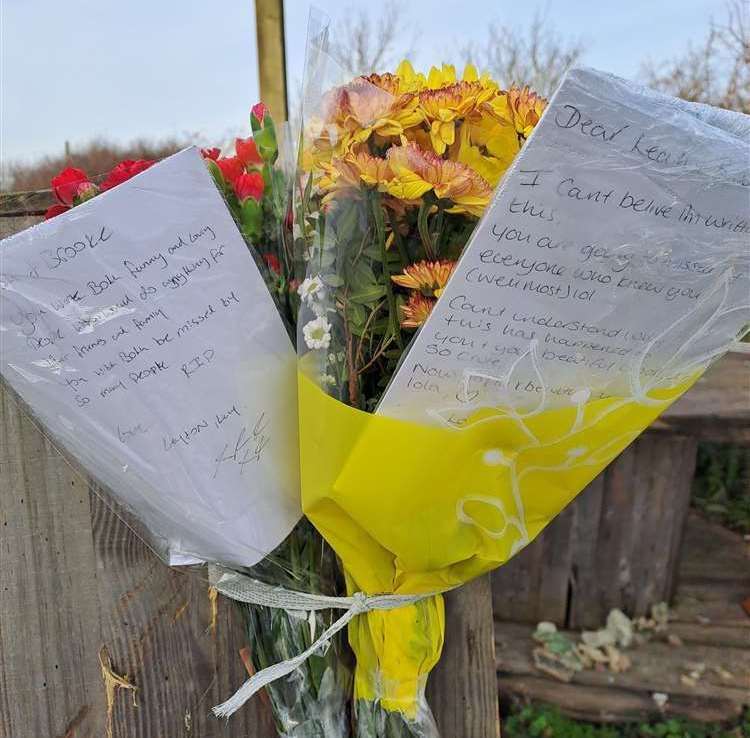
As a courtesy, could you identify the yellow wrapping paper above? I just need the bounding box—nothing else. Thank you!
[298,367,695,717]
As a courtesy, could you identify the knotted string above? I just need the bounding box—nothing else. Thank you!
[210,568,431,718]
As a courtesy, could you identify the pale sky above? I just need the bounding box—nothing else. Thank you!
[1,0,721,167]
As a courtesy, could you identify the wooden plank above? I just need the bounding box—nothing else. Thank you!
[668,622,750,649]
[671,514,750,628]
[429,575,500,738]
[497,675,743,724]
[495,621,750,706]
[677,513,750,586]
[492,525,544,624]
[494,516,750,724]
[567,475,606,629]
[595,438,640,620]
[534,504,576,626]
[0,381,278,737]
[655,351,750,445]
[89,490,278,737]
[662,438,699,604]
[0,189,54,218]
[0,383,107,738]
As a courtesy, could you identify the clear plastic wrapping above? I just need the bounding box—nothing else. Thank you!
[0,147,300,568]
[0,126,353,736]
[293,12,749,737]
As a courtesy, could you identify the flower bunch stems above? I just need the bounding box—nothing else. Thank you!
[355,700,430,738]
[207,107,353,735]
[239,519,353,737]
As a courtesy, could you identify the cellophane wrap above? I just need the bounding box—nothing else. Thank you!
[208,120,355,738]
[0,125,353,736]
[293,12,749,738]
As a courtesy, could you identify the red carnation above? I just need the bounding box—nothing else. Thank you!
[100,160,155,191]
[263,253,281,275]
[215,156,244,186]
[201,147,221,161]
[44,204,70,220]
[235,137,262,166]
[234,171,264,203]
[51,167,90,206]
[251,102,268,125]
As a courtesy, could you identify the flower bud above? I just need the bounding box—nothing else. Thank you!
[235,171,265,203]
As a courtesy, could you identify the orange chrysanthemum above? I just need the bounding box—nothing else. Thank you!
[385,142,493,216]
[506,85,547,138]
[317,149,393,202]
[392,259,456,298]
[399,292,435,329]
[362,72,403,97]
[321,79,423,146]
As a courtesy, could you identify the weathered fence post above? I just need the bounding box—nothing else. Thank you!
[429,574,501,738]
[254,0,288,122]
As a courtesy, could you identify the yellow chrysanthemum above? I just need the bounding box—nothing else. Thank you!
[507,85,547,137]
[418,82,496,155]
[487,86,548,139]
[301,119,340,172]
[399,292,435,329]
[454,120,519,187]
[426,63,457,89]
[363,72,406,97]
[303,61,546,215]
[392,259,456,298]
[385,142,493,217]
[462,64,501,93]
[391,60,422,93]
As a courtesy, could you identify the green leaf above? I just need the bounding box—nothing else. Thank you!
[334,204,362,243]
[322,274,344,287]
[346,259,378,293]
[345,302,366,330]
[349,285,387,304]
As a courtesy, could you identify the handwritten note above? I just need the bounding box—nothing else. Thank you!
[379,68,750,425]
[0,148,300,567]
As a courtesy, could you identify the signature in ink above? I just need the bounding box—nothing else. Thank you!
[212,412,270,479]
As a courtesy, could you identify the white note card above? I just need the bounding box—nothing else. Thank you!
[379,68,750,425]
[0,148,301,568]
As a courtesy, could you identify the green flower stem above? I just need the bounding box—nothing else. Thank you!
[417,201,435,260]
[386,208,410,269]
[372,191,403,352]
[432,207,445,257]
[239,520,353,737]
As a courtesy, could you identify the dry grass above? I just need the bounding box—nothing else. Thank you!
[4,137,187,192]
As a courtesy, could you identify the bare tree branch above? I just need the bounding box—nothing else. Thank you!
[641,0,749,113]
[327,2,416,77]
[461,9,586,95]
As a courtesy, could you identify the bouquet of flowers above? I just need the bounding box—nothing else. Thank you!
[285,20,750,738]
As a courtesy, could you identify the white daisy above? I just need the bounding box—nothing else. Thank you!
[297,275,326,305]
[303,316,332,350]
